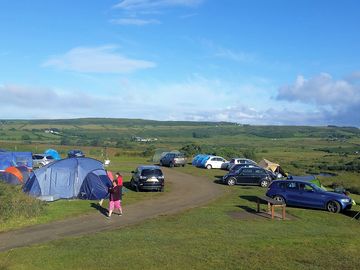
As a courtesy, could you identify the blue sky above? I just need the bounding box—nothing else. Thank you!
[0,0,359,126]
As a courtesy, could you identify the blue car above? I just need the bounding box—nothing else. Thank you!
[266,180,352,213]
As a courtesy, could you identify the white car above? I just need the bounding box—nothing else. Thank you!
[32,154,55,168]
[204,156,227,169]
[227,158,257,171]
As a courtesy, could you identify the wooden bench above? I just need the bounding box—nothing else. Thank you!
[257,196,286,220]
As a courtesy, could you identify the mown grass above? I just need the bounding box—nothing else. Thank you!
[0,181,359,270]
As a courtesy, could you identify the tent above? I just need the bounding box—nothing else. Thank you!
[258,159,287,177]
[23,157,112,201]
[44,149,61,160]
[0,166,31,185]
[0,151,33,171]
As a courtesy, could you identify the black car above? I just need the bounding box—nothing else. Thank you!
[130,165,165,192]
[229,163,258,173]
[222,167,273,187]
[68,149,85,158]
[159,152,187,167]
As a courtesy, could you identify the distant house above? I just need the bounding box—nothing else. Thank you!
[132,136,158,142]
[44,129,61,135]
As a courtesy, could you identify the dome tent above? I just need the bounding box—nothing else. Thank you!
[44,149,61,160]
[23,157,112,201]
[258,158,287,177]
[0,166,31,185]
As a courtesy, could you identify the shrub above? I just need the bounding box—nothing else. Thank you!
[0,182,45,222]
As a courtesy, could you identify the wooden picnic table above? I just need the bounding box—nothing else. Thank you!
[257,196,286,220]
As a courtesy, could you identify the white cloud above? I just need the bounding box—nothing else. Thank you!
[111,18,160,25]
[43,46,156,74]
[277,73,360,109]
[114,0,203,10]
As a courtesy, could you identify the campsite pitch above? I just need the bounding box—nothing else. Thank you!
[0,168,224,251]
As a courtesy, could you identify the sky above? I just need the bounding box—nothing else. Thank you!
[0,0,359,126]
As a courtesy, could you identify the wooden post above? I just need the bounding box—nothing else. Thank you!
[271,205,275,219]
[282,205,286,220]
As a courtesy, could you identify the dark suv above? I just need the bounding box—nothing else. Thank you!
[130,165,165,192]
[222,167,273,187]
[159,152,187,167]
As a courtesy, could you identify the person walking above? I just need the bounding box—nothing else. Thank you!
[107,179,122,218]
[98,170,114,206]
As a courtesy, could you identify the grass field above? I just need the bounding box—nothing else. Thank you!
[0,169,359,269]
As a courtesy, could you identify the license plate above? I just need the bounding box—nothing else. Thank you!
[147,177,159,182]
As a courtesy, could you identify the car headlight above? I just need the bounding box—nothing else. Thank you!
[340,198,350,203]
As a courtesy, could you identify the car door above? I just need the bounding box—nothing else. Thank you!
[235,168,254,184]
[283,181,300,205]
[209,157,220,169]
[296,183,324,208]
[253,168,265,184]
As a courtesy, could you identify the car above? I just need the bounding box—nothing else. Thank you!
[222,167,273,187]
[68,149,85,158]
[204,156,227,169]
[227,158,257,171]
[266,180,353,213]
[32,154,55,168]
[228,163,259,173]
[159,152,187,167]
[130,165,165,192]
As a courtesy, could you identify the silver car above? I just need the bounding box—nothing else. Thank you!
[32,154,55,168]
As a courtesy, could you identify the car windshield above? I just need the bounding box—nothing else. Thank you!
[141,169,163,177]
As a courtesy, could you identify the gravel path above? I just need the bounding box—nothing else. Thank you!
[0,168,224,252]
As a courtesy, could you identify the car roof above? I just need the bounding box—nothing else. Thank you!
[137,165,161,170]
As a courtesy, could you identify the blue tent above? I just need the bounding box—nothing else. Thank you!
[192,154,203,166]
[44,149,61,160]
[23,157,112,201]
[0,151,32,171]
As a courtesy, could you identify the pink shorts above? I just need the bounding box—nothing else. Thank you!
[109,200,121,211]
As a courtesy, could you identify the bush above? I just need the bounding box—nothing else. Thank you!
[0,182,45,222]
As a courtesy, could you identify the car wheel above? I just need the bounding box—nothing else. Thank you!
[273,195,286,204]
[169,162,174,168]
[160,187,164,192]
[260,179,269,188]
[227,177,236,186]
[159,160,163,166]
[326,200,341,213]
[206,164,212,169]
[182,164,185,167]
[135,185,139,192]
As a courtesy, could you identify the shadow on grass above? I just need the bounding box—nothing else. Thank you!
[123,181,137,191]
[239,195,259,203]
[213,179,224,185]
[90,203,108,217]
[237,205,257,213]
[343,209,360,220]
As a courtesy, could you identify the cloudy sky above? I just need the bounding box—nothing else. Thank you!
[0,0,359,126]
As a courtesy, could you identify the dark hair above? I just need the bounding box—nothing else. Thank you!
[113,179,118,185]
[116,172,122,176]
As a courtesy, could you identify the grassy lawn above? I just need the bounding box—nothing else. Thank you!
[0,168,359,269]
